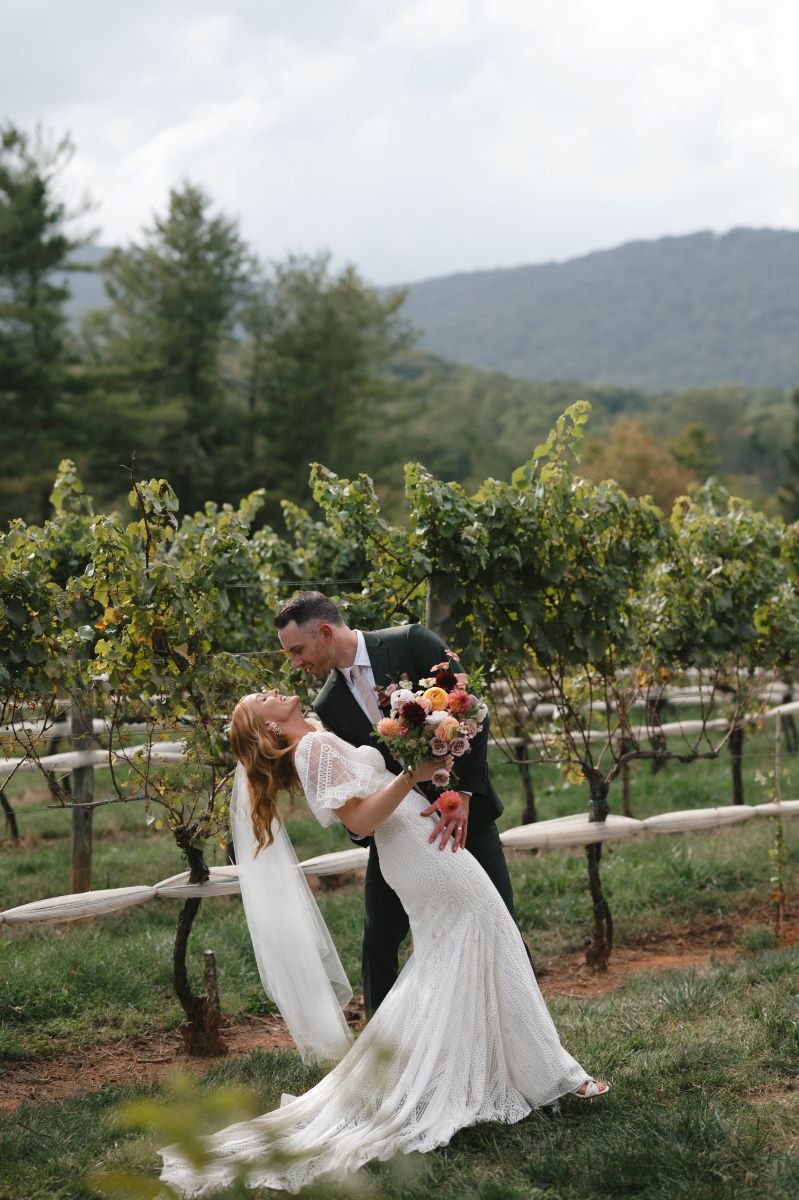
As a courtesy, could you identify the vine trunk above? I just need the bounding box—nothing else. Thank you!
[172,828,227,1057]
[584,769,613,972]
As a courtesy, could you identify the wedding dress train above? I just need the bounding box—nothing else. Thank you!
[160,732,589,1195]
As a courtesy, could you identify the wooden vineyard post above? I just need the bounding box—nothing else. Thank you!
[1,789,20,843]
[729,724,745,805]
[772,712,787,943]
[69,688,94,893]
[425,573,451,638]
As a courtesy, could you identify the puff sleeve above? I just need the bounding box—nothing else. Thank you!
[294,732,389,827]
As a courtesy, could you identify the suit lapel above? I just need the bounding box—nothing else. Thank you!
[315,668,374,744]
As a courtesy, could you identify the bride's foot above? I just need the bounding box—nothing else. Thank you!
[574,1078,609,1099]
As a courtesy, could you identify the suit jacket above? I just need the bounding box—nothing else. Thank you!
[313,623,503,830]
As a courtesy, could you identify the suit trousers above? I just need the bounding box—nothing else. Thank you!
[362,818,520,1016]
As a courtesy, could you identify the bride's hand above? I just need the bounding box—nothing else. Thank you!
[410,757,444,785]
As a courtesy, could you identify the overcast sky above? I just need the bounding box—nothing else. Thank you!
[4,0,798,284]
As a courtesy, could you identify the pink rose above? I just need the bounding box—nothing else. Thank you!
[430,737,450,756]
[432,767,451,788]
[462,718,479,737]
[454,672,468,689]
[449,736,469,756]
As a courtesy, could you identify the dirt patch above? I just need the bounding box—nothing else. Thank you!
[3,911,797,1115]
[0,1001,365,1115]
[0,1016,292,1115]
[540,908,799,997]
[540,940,739,997]
[745,1083,799,1108]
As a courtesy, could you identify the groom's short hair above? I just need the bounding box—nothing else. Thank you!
[275,591,344,630]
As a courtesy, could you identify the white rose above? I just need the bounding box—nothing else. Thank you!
[390,688,416,710]
[425,710,449,726]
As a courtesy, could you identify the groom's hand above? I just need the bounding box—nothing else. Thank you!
[420,793,470,852]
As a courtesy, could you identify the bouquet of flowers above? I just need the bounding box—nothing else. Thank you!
[374,655,488,798]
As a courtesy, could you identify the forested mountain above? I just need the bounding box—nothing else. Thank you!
[398,228,799,392]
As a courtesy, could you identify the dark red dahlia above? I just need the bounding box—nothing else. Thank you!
[400,700,427,727]
[435,668,458,691]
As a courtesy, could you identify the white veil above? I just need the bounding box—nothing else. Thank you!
[230,762,353,1065]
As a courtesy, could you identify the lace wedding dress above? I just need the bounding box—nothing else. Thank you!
[160,732,590,1196]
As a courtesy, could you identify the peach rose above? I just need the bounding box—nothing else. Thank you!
[437,715,460,740]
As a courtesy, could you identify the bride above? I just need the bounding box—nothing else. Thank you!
[159,689,608,1195]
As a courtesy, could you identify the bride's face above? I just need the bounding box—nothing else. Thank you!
[244,690,301,730]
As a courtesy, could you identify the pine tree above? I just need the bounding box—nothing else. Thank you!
[95,183,249,510]
[240,253,412,516]
[0,124,86,523]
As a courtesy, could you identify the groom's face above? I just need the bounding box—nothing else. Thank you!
[278,618,337,678]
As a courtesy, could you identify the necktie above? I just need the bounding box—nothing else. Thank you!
[350,664,382,726]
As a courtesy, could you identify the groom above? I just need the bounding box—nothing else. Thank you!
[275,591,523,1016]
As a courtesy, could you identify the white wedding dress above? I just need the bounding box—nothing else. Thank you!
[160,732,590,1196]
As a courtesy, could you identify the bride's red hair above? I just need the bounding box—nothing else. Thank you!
[229,697,301,852]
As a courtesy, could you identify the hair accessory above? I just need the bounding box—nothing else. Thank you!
[267,720,282,737]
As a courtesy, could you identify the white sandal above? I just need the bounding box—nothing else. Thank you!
[574,1078,610,1099]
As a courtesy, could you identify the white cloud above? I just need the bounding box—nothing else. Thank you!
[5,0,799,281]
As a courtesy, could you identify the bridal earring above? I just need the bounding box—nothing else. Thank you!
[267,720,282,737]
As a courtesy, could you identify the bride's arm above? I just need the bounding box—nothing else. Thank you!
[335,760,442,838]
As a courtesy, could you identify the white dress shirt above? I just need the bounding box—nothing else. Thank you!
[339,630,378,722]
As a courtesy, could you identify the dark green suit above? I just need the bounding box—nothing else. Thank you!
[313,623,518,1015]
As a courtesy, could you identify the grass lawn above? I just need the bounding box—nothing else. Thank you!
[2,944,798,1199]
[2,725,799,1197]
